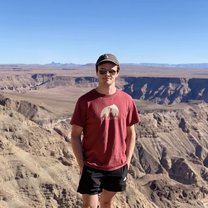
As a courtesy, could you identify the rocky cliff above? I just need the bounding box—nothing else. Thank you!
[0,102,157,208]
[123,77,208,104]
[1,69,208,207]
[133,101,208,207]
[0,105,81,208]
[1,73,208,104]
[1,95,208,207]
[0,94,71,141]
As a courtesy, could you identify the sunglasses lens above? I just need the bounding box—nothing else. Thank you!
[99,70,107,74]
[99,69,117,75]
[109,70,116,75]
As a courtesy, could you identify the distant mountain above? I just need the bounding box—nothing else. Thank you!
[45,62,82,68]
[140,63,208,68]
[46,62,208,69]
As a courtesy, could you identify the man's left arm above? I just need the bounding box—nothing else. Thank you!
[125,124,137,168]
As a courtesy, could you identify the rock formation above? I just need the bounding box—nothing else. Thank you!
[0,99,157,208]
[1,67,208,207]
[0,104,82,208]
[1,73,208,104]
[133,102,208,207]
[1,94,208,207]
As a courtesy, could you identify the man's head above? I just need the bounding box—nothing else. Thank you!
[95,53,120,73]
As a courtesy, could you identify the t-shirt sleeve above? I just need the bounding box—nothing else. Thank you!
[70,97,87,128]
[126,99,140,126]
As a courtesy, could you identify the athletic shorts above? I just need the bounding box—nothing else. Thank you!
[77,164,128,195]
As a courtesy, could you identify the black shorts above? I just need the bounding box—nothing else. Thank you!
[77,164,128,195]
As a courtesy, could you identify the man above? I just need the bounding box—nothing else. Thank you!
[70,53,140,208]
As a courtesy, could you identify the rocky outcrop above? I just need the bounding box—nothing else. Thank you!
[133,102,208,207]
[0,104,157,208]
[1,73,208,104]
[1,96,208,207]
[0,94,53,121]
[122,77,208,104]
[0,94,71,141]
[0,73,98,91]
[0,105,81,208]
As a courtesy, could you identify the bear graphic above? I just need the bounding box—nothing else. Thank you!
[100,104,119,119]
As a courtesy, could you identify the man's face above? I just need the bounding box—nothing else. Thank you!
[97,62,119,85]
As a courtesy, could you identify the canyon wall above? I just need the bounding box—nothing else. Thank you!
[1,73,208,104]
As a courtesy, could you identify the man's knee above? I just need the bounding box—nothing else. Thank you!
[100,198,113,208]
[82,194,98,208]
[83,204,97,208]
[100,201,111,206]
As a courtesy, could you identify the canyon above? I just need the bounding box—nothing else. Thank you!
[0,65,208,207]
[0,71,208,104]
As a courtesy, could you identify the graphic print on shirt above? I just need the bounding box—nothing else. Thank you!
[100,104,119,120]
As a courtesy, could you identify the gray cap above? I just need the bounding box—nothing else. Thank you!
[96,53,119,66]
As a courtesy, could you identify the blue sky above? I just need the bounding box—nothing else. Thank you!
[0,0,208,64]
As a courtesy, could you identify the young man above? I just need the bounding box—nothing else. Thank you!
[70,53,140,208]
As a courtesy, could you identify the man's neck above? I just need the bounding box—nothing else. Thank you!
[96,85,117,95]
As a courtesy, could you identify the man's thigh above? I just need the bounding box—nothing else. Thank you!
[78,165,103,194]
[102,164,128,192]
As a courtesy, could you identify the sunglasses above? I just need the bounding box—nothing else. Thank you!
[98,68,117,75]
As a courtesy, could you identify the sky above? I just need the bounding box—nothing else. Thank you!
[0,0,208,64]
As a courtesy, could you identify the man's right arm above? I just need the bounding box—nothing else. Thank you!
[71,124,84,172]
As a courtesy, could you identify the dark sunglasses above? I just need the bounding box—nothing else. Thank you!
[98,68,117,75]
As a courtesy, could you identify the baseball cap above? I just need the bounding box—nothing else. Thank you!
[96,53,119,66]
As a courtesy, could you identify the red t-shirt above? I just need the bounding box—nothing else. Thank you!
[70,89,140,170]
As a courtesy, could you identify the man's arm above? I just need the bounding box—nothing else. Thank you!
[71,124,84,172]
[126,125,136,168]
